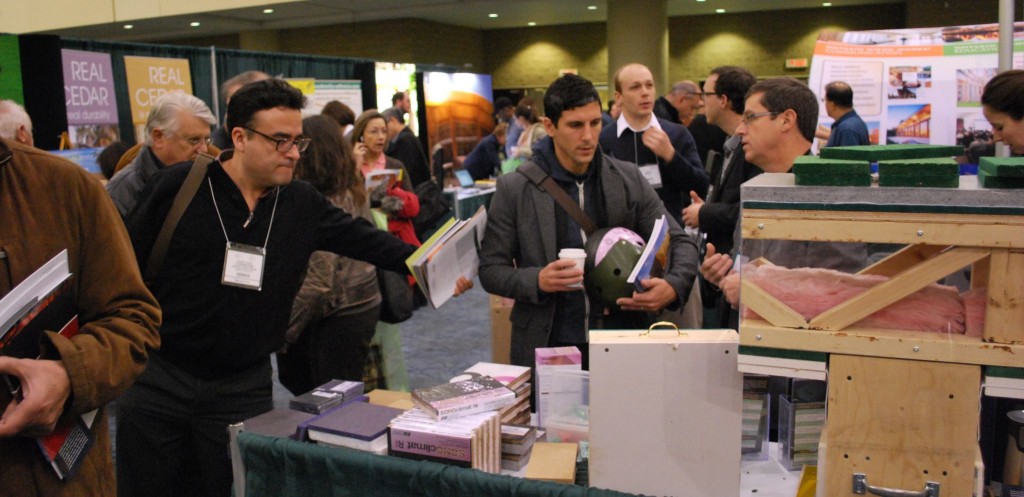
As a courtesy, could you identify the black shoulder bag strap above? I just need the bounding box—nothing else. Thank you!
[144,153,215,282]
[517,162,598,236]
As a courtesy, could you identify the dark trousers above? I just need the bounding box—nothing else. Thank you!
[115,353,273,497]
[276,304,380,396]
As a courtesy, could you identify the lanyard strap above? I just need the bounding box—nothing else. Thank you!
[208,178,280,249]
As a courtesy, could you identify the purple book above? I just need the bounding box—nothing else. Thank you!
[305,401,403,442]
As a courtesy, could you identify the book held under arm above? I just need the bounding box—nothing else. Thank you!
[0,249,97,481]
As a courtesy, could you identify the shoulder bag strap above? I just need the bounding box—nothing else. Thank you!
[144,153,214,282]
[517,162,597,236]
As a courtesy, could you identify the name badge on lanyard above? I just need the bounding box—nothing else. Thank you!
[222,242,266,291]
[639,163,663,189]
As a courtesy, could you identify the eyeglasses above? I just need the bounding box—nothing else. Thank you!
[697,91,721,100]
[177,135,212,147]
[741,111,779,124]
[244,127,311,153]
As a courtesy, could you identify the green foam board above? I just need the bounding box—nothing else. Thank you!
[878,174,959,188]
[820,144,963,162]
[979,156,1024,177]
[794,174,871,187]
[978,169,1024,188]
[877,157,959,176]
[792,156,870,175]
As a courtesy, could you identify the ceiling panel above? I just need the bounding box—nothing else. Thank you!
[30,0,904,42]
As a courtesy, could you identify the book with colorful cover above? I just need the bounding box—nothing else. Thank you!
[451,362,530,390]
[627,214,669,292]
[411,375,516,421]
[0,250,97,481]
[364,168,403,190]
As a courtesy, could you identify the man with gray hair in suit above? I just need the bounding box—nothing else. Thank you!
[0,99,34,147]
[106,92,216,217]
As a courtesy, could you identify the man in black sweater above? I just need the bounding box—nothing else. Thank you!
[117,79,419,497]
[599,63,708,227]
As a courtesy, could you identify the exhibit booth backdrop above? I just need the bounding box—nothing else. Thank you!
[12,34,377,150]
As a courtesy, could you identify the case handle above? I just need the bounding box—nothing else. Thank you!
[853,473,940,497]
[641,321,684,337]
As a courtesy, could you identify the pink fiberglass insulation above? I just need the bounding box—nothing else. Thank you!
[741,264,966,334]
[960,288,987,338]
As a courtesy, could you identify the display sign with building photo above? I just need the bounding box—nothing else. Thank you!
[62,49,120,149]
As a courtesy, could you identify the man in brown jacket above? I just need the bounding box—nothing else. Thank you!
[0,138,162,497]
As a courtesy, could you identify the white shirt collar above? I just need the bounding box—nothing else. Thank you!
[616,112,661,137]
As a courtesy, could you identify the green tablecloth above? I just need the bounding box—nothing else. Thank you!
[237,432,644,497]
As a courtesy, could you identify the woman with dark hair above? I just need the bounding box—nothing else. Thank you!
[352,110,421,249]
[982,69,1024,155]
[276,115,382,395]
[321,100,356,138]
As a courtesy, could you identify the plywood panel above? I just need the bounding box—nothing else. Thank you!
[821,355,979,496]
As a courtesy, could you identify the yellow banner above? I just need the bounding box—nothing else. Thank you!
[285,78,315,95]
[123,56,193,126]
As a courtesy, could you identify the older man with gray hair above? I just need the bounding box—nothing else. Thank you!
[655,80,702,127]
[106,92,215,217]
[0,99,34,147]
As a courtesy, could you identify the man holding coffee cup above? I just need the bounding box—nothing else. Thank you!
[479,74,699,371]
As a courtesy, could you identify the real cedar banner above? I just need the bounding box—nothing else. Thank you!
[124,55,192,142]
[808,22,1024,153]
[62,49,120,148]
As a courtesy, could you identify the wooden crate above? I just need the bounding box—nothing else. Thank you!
[738,174,1024,366]
[736,174,1023,496]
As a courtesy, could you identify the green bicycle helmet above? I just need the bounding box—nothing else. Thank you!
[583,227,645,308]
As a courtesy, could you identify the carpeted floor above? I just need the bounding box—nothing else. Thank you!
[270,277,492,407]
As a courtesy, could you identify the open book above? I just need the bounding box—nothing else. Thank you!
[365,168,403,190]
[0,250,96,481]
[626,214,669,292]
[405,206,487,309]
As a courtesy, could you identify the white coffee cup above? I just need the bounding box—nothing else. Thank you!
[558,248,586,289]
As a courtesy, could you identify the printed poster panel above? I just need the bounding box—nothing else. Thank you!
[808,23,1024,156]
[284,79,363,118]
[124,56,192,141]
[62,49,120,148]
[422,72,493,155]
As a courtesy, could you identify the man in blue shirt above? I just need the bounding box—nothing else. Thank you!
[822,81,870,147]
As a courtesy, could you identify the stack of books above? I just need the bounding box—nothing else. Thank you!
[411,375,516,421]
[499,423,537,472]
[388,408,501,473]
[303,401,405,455]
[451,362,532,425]
[289,379,365,414]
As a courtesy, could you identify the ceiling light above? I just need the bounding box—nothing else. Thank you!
[263,8,274,14]
[528,22,537,26]
[123,24,134,29]
[715,8,726,13]
[588,5,597,10]
[489,13,498,18]
[822,2,832,5]
[697,0,706,2]
[190,21,201,27]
